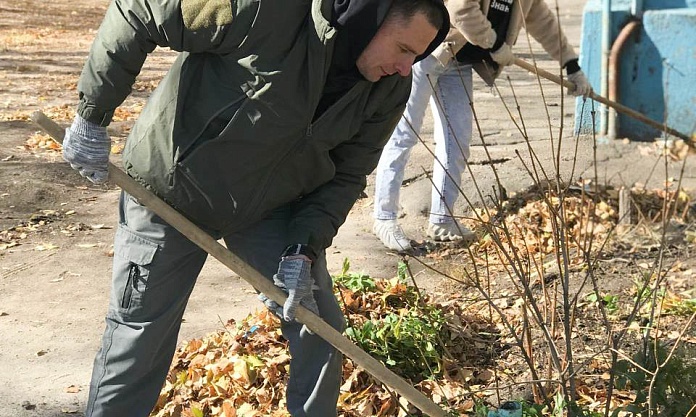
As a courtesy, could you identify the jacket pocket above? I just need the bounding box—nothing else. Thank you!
[112,225,159,319]
[178,95,249,163]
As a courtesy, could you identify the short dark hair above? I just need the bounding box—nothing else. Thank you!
[386,0,445,31]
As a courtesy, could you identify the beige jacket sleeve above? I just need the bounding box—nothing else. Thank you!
[432,0,496,64]
[522,0,578,66]
[447,0,496,47]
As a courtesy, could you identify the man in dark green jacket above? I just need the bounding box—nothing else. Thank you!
[62,0,448,415]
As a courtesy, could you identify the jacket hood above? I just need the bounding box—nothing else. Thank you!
[331,0,450,67]
[315,0,449,118]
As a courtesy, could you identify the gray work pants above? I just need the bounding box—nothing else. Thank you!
[85,192,345,417]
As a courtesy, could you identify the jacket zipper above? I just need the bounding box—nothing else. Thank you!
[178,95,249,162]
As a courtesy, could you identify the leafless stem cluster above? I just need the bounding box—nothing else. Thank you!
[398,10,696,414]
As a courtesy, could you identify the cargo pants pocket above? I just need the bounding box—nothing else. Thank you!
[111,224,159,320]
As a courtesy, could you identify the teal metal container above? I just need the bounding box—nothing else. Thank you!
[575,0,696,140]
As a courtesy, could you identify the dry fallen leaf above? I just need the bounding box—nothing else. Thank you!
[477,369,494,382]
[111,143,125,154]
[65,385,80,393]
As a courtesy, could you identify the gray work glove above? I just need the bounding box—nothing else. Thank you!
[62,115,111,184]
[259,255,319,322]
[567,70,592,99]
[490,43,515,67]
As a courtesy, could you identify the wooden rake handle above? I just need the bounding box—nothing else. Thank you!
[513,58,692,143]
[30,111,448,417]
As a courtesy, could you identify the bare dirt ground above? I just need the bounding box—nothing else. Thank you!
[1,1,694,416]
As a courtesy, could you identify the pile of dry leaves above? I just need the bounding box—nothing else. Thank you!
[434,181,694,272]
[150,277,505,417]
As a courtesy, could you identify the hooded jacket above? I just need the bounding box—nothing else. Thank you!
[75,0,447,251]
[434,0,578,84]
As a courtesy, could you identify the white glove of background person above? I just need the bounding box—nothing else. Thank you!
[567,70,592,99]
[490,43,515,67]
[480,28,497,49]
[62,115,111,184]
[260,255,319,322]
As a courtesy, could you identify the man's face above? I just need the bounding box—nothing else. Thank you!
[356,12,438,82]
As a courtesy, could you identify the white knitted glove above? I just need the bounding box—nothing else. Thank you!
[480,28,497,49]
[490,43,515,67]
[567,70,592,98]
[62,115,110,184]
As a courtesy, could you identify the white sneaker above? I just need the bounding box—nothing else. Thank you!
[427,221,476,244]
[372,219,413,251]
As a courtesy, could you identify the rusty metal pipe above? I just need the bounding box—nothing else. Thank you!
[608,20,641,139]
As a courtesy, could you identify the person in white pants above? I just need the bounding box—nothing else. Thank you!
[373,53,476,251]
[372,0,592,251]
